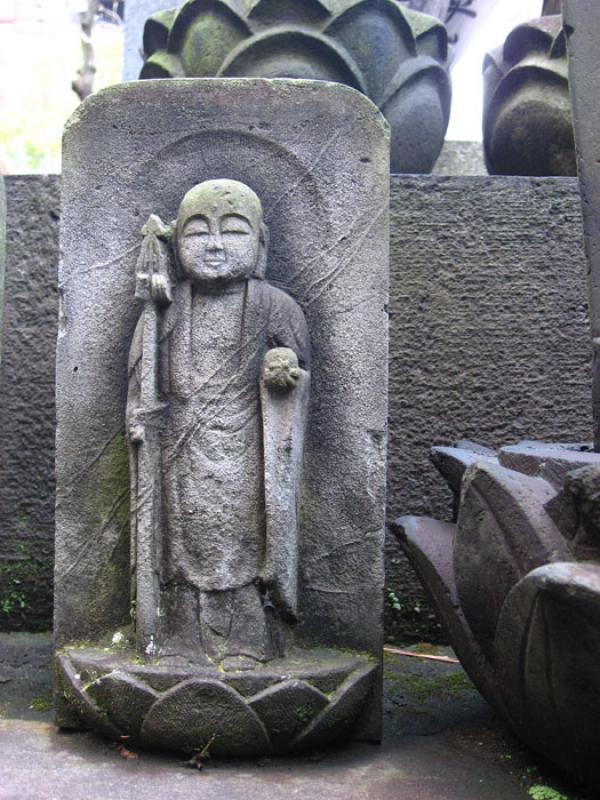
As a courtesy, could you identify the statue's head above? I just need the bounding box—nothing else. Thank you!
[176,179,268,286]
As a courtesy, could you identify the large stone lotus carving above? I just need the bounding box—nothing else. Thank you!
[141,0,451,174]
[394,440,600,788]
[483,15,575,176]
[56,647,376,756]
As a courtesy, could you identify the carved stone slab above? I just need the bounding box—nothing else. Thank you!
[55,79,389,747]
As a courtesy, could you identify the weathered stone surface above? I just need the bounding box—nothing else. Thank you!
[248,679,329,749]
[86,672,159,737]
[141,679,272,755]
[126,181,311,662]
[498,440,599,486]
[386,174,591,640]
[395,441,600,788]
[393,515,501,709]
[291,664,374,750]
[483,15,575,177]
[563,0,600,448]
[57,646,376,754]
[0,176,57,632]
[55,79,388,750]
[140,0,451,175]
[454,459,569,661]
[495,561,600,788]
[2,634,547,800]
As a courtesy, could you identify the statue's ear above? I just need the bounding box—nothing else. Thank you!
[254,221,269,279]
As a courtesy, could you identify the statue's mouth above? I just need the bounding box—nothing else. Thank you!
[203,257,227,267]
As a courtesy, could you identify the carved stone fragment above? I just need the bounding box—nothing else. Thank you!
[394,441,600,787]
[483,15,575,176]
[140,0,451,175]
[54,79,388,755]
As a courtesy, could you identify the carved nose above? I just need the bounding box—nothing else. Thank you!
[207,231,224,251]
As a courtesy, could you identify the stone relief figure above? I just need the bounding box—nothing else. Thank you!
[126,179,310,670]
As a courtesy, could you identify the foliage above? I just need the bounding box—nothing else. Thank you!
[528,786,569,800]
[0,538,52,626]
[0,18,122,173]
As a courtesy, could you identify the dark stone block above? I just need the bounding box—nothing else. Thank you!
[0,176,58,632]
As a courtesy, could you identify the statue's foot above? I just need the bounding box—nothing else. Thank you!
[222,655,262,672]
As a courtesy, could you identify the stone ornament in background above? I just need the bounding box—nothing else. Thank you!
[140,0,451,175]
[394,441,600,788]
[483,14,575,176]
[54,79,389,756]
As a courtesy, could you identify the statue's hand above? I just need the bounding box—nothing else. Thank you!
[128,409,145,443]
[150,273,172,305]
[262,347,300,392]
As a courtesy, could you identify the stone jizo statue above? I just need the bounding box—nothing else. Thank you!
[54,80,387,756]
[127,179,310,669]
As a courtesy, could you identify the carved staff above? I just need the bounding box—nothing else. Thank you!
[130,215,172,654]
[563,0,600,450]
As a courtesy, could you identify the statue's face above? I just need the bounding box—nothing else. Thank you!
[176,180,263,286]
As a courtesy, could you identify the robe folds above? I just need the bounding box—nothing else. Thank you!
[127,276,310,641]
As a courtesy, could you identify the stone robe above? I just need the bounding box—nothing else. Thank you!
[127,276,309,654]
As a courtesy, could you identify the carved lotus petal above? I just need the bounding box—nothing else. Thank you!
[143,8,178,58]
[494,562,600,787]
[140,0,451,174]
[484,65,572,176]
[217,28,366,91]
[249,679,329,750]
[247,0,330,29]
[380,56,451,174]
[503,17,560,67]
[325,0,417,105]
[167,0,251,77]
[86,671,159,739]
[56,655,120,739]
[140,679,272,755]
[404,8,448,64]
[483,14,575,176]
[290,664,375,750]
[394,515,502,710]
[140,51,184,79]
[453,461,568,662]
